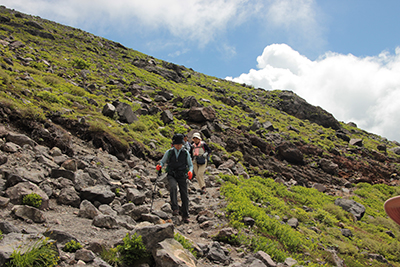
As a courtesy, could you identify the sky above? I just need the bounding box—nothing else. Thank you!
[2,0,400,142]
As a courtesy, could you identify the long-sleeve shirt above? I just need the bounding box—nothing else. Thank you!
[159,147,193,173]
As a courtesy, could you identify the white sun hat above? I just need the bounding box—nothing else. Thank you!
[192,132,202,140]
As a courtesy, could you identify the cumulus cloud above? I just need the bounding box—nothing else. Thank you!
[227,44,400,142]
[2,0,260,45]
[2,0,324,50]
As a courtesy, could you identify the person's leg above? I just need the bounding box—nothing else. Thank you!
[167,174,179,214]
[177,177,189,219]
[196,160,207,190]
[192,160,198,177]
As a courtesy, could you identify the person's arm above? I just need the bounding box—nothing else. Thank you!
[204,142,211,153]
[186,151,193,173]
[159,149,171,168]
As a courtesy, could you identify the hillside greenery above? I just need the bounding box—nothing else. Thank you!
[220,175,400,266]
[1,6,400,266]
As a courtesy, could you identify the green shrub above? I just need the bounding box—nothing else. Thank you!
[101,247,120,267]
[174,232,197,258]
[63,240,82,252]
[22,193,42,208]
[6,238,59,267]
[117,233,151,265]
[115,188,121,197]
[36,91,64,104]
[72,58,91,69]
[230,150,243,161]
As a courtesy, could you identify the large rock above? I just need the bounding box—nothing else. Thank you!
[269,90,340,130]
[57,187,81,207]
[5,133,36,147]
[5,181,49,209]
[254,251,277,267]
[334,198,365,221]
[92,214,118,229]
[79,199,100,219]
[187,106,216,122]
[80,186,115,205]
[319,158,339,175]
[102,103,116,118]
[161,110,174,125]
[112,101,138,124]
[276,142,304,165]
[12,205,46,223]
[51,168,76,181]
[154,238,197,267]
[42,229,79,246]
[206,241,231,265]
[0,233,57,266]
[132,223,174,253]
[126,188,146,205]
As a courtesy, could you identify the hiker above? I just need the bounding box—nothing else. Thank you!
[183,134,191,152]
[156,133,193,223]
[191,132,212,194]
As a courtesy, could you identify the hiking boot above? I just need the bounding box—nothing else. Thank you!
[201,187,206,194]
[182,217,190,223]
[172,210,179,216]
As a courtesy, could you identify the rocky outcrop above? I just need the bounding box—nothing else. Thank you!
[269,90,341,130]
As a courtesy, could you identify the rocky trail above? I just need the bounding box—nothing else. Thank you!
[0,124,265,267]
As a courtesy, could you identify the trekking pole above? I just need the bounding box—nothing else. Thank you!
[150,170,162,213]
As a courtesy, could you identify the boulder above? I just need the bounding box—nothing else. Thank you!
[79,199,100,219]
[5,133,36,147]
[254,251,277,267]
[5,181,49,209]
[80,186,115,205]
[57,187,81,208]
[334,198,365,221]
[188,106,216,122]
[319,158,339,175]
[132,223,174,253]
[12,205,46,223]
[276,142,304,165]
[154,238,197,267]
[161,110,174,125]
[92,214,118,229]
[102,103,116,118]
[113,101,138,124]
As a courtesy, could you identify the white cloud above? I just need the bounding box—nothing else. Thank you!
[227,44,400,142]
[2,0,260,46]
[2,0,324,51]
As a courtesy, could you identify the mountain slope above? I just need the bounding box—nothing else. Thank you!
[1,5,400,267]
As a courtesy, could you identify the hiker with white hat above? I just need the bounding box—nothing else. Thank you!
[190,132,212,194]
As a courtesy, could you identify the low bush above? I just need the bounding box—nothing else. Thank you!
[174,232,197,258]
[117,233,151,265]
[22,193,42,208]
[63,240,82,252]
[6,237,59,267]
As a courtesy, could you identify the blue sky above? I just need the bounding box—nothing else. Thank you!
[3,0,400,142]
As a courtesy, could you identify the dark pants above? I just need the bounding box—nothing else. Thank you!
[168,172,189,218]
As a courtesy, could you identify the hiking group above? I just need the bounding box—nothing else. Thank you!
[156,132,212,223]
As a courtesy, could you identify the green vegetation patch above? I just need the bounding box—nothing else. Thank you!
[220,176,400,266]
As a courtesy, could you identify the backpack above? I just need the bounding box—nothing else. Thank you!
[192,141,210,161]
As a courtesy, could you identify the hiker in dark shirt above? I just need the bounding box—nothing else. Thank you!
[183,134,191,152]
[156,133,193,223]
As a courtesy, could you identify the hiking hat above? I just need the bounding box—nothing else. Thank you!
[192,132,202,140]
[172,133,185,145]
[384,196,400,226]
